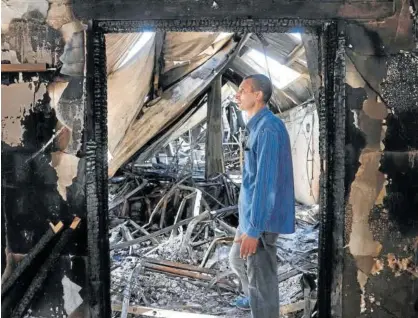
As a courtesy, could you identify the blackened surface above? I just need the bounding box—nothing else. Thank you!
[1,72,56,86]
[344,84,367,198]
[317,22,345,318]
[1,85,86,254]
[98,19,323,33]
[363,53,418,317]
[72,0,395,20]
[85,25,111,318]
[22,256,86,317]
[12,228,73,317]
[364,234,417,317]
[1,228,56,297]
[2,10,63,65]
[381,54,418,232]
[345,23,388,96]
[342,250,361,318]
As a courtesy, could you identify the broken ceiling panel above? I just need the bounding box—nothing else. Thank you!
[163,32,220,72]
[244,33,302,67]
[107,33,156,154]
[161,33,233,88]
[108,38,238,177]
[105,33,144,74]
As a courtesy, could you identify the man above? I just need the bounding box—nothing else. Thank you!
[229,74,295,317]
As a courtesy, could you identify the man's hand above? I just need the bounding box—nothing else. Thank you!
[235,233,258,259]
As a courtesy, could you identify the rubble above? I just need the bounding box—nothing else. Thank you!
[109,169,319,317]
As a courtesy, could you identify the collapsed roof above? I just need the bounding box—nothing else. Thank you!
[107,32,312,177]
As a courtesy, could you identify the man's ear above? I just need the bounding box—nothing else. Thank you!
[257,91,264,102]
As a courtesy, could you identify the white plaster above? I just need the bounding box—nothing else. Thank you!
[61,275,83,316]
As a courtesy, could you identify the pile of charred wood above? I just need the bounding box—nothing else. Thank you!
[108,170,319,317]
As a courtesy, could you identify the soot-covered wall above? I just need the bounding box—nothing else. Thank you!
[343,2,418,316]
[1,0,87,316]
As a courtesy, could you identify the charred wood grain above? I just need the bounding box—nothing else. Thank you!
[11,220,81,318]
[85,25,111,318]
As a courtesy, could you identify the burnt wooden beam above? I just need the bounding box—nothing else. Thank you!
[73,0,395,21]
[302,33,321,107]
[1,63,48,73]
[11,218,81,318]
[1,221,64,297]
[152,32,165,98]
[205,75,225,178]
[1,222,65,317]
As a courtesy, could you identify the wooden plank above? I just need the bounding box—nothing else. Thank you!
[111,303,218,317]
[153,31,165,97]
[280,300,316,315]
[111,300,315,317]
[205,75,225,178]
[142,258,217,275]
[1,63,48,72]
[301,34,321,108]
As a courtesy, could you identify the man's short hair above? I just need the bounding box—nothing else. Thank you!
[244,74,273,104]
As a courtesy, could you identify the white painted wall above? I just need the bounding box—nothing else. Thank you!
[278,101,320,205]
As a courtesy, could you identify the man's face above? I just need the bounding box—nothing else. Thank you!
[235,79,261,112]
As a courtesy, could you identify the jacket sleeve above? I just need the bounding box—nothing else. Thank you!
[246,128,281,238]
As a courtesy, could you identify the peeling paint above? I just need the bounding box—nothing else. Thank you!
[50,151,79,201]
[348,151,384,259]
[370,258,384,275]
[357,270,368,313]
[48,81,69,110]
[1,82,47,147]
[46,0,76,31]
[387,253,418,277]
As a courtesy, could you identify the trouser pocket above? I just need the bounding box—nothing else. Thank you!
[260,232,278,248]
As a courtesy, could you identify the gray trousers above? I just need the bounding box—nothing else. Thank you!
[229,228,279,318]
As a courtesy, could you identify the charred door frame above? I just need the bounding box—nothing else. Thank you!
[85,20,346,318]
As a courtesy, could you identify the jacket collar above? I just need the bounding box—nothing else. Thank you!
[246,106,269,132]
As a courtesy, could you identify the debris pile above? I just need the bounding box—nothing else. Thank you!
[109,171,319,317]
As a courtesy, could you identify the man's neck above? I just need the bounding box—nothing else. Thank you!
[247,103,266,118]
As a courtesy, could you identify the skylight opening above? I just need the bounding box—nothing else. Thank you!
[245,49,300,89]
[119,32,155,68]
[289,33,302,41]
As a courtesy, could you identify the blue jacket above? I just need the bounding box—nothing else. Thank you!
[239,107,295,238]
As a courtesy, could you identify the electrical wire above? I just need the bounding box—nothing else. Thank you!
[260,38,283,113]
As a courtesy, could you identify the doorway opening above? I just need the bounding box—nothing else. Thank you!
[85,21,345,318]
